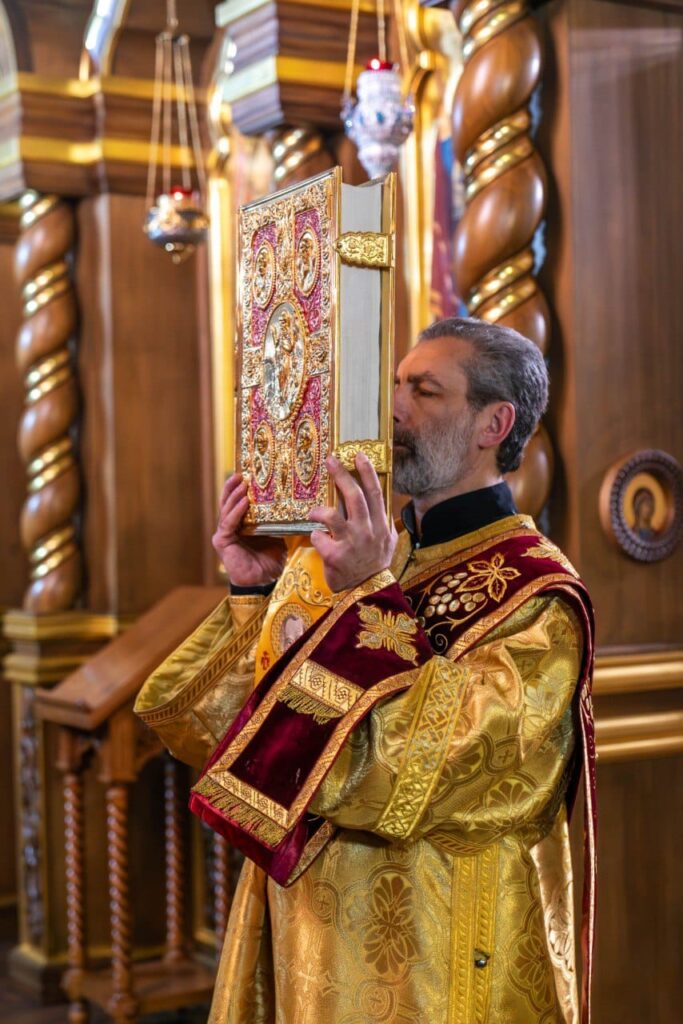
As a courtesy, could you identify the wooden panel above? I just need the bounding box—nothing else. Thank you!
[76,194,206,615]
[539,0,683,647]
[591,756,683,1021]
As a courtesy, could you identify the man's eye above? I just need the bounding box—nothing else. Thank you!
[417,389,437,397]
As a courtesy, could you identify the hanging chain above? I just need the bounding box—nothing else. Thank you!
[342,0,361,107]
[174,39,192,191]
[166,0,178,32]
[146,32,165,209]
[392,0,410,82]
[162,32,173,196]
[181,36,208,198]
[377,0,387,64]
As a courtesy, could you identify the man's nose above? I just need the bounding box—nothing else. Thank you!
[393,384,407,424]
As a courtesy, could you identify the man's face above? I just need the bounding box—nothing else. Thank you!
[392,336,481,497]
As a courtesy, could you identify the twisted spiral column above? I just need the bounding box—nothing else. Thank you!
[106,784,137,1023]
[452,0,553,514]
[63,770,87,1024]
[14,192,81,612]
[270,127,335,187]
[163,758,186,964]
[212,833,231,956]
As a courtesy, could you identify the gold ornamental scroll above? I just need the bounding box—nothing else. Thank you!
[236,167,396,534]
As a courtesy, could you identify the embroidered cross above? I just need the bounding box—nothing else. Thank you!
[355,604,419,664]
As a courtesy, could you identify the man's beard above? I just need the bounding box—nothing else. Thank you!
[393,410,476,498]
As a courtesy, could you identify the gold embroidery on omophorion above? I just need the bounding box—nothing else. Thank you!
[356,604,419,664]
[192,777,287,847]
[521,539,579,577]
[375,660,468,839]
[458,551,521,603]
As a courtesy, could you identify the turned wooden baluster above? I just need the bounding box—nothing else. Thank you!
[59,729,91,1024]
[213,833,231,956]
[163,757,186,963]
[106,782,138,1024]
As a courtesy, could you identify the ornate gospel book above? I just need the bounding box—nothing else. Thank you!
[236,167,396,534]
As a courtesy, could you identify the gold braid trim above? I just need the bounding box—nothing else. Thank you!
[137,602,267,726]
[449,846,499,1024]
[193,777,287,848]
[277,684,344,725]
[375,659,469,839]
[276,659,365,723]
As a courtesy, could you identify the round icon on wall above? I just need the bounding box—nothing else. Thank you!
[599,449,683,562]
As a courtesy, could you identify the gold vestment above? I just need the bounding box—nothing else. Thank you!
[137,516,584,1023]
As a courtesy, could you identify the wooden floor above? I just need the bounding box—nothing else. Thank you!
[0,945,210,1024]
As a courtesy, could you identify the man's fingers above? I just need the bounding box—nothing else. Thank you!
[220,473,244,507]
[310,527,337,561]
[327,456,368,521]
[355,452,386,524]
[217,494,249,537]
[221,483,248,520]
[309,506,347,537]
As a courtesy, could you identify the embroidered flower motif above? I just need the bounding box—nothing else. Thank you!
[457,551,521,603]
[521,539,578,576]
[363,873,419,977]
[508,926,556,1013]
[356,604,419,664]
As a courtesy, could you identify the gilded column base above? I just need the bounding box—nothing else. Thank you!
[7,944,69,1003]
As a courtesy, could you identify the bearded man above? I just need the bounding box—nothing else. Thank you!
[136,317,595,1024]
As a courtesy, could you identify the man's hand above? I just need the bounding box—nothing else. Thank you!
[309,452,397,592]
[212,474,287,587]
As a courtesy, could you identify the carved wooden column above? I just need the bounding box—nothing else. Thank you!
[451,0,554,515]
[2,188,105,998]
[15,191,81,612]
[271,127,335,187]
[212,834,231,955]
[58,729,92,1024]
[105,782,137,1023]
[163,757,186,964]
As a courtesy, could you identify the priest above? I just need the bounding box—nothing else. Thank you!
[135,317,595,1024]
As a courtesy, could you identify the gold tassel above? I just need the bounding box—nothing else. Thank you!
[277,683,342,725]
[194,777,286,847]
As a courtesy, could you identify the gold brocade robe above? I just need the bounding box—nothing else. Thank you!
[136,516,584,1024]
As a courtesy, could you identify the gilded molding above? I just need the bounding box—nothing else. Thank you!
[593,649,683,696]
[216,0,377,24]
[595,709,683,763]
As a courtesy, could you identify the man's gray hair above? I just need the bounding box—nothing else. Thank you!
[418,317,549,474]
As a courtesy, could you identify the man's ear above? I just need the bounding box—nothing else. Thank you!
[478,401,516,451]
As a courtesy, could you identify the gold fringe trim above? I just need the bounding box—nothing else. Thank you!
[193,776,287,848]
[277,683,343,725]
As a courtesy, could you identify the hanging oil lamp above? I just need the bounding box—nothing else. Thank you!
[144,0,208,263]
[341,0,414,179]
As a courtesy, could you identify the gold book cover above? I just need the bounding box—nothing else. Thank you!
[236,167,396,534]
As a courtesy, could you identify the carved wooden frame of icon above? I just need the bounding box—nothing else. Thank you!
[599,449,683,562]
